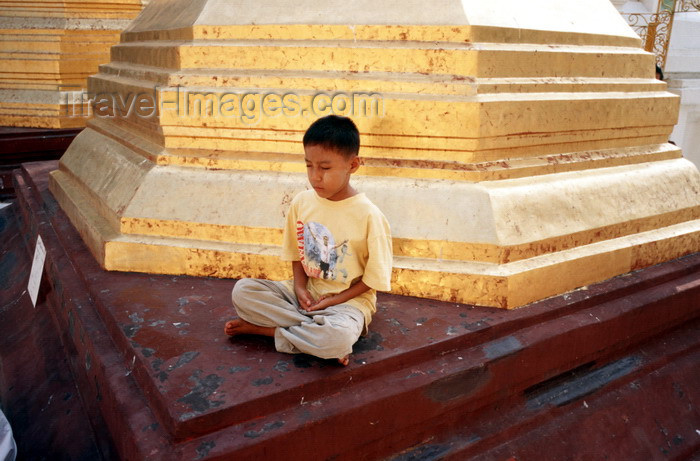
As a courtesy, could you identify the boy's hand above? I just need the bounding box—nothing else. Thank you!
[303,294,336,312]
[300,281,371,312]
[294,285,316,310]
[292,261,315,309]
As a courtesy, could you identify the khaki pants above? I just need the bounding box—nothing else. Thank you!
[231,278,365,360]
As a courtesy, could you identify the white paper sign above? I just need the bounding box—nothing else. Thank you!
[28,235,46,307]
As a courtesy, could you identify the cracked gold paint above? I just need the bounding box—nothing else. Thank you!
[119,205,699,265]
[143,145,681,182]
[49,0,700,308]
[120,24,642,48]
[0,1,144,128]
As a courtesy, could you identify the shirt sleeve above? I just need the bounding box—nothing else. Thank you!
[361,210,393,292]
[281,196,301,261]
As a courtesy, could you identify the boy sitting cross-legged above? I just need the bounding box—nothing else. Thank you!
[224,115,393,366]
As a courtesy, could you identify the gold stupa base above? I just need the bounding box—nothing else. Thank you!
[49,0,700,308]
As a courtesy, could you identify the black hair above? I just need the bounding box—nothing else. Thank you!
[303,115,360,157]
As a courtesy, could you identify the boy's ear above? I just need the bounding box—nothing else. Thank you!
[349,155,361,173]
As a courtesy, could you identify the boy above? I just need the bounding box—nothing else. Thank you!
[224,115,393,366]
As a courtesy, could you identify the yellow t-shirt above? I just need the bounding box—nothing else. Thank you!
[281,189,393,330]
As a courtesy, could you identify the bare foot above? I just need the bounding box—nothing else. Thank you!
[224,318,275,337]
[337,355,350,366]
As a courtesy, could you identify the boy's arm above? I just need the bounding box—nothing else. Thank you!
[292,261,315,309]
[301,280,370,312]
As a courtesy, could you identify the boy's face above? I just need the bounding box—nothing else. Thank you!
[304,144,360,201]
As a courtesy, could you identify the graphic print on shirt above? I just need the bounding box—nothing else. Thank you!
[297,220,349,281]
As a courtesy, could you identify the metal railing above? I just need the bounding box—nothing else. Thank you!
[623,0,699,70]
[676,0,700,12]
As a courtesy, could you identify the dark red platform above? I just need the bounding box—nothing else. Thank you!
[0,127,81,199]
[1,160,699,460]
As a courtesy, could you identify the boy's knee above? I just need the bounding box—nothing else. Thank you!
[322,327,359,359]
[316,316,362,354]
[231,278,259,305]
[335,328,359,350]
